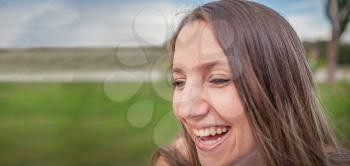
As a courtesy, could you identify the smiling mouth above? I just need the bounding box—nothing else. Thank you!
[192,126,231,151]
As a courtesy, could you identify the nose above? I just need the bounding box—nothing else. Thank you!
[176,81,210,120]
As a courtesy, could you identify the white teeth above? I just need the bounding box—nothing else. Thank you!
[193,126,230,137]
[203,140,215,145]
[210,128,216,136]
[201,136,224,145]
[204,129,209,136]
[217,128,222,134]
[204,138,222,145]
[199,130,205,137]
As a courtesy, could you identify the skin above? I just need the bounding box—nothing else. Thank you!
[171,20,257,166]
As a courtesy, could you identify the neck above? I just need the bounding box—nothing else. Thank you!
[230,147,264,166]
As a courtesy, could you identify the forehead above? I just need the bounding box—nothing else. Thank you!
[173,20,227,67]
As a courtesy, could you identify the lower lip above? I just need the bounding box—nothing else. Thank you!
[194,129,231,151]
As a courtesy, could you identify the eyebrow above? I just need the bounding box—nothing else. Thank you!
[172,60,227,74]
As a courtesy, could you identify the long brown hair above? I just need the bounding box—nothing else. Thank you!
[153,0,343,165]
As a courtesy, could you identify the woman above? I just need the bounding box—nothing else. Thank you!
[153,0,350,165]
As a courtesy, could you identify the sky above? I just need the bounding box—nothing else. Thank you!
[0,0,349,48]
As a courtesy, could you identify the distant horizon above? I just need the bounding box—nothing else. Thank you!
[0,40,349,50]
[0,45,166,49]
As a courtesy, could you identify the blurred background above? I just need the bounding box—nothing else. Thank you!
[0,0,349,165]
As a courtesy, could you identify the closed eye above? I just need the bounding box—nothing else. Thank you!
[210,78,231,84]
[172,79,186,89]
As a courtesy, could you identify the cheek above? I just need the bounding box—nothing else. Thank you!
[172,92,182,119]
[207,85,245,121]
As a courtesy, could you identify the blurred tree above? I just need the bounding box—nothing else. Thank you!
[326,0,350,83]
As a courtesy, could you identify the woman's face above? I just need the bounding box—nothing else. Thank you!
[172,20,256,165]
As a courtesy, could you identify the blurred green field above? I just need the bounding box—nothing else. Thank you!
[0,82,178,166]
[0,82,349,166]
[317,82,350,148]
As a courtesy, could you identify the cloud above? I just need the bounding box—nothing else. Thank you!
[287,13,330,41]
[0,0,187,48]
[286,0,332,42]
[0,1,55,47]
[286,0,350,43]
[3,0,347,48]
[68,1,188,47]
[11,3,80,47]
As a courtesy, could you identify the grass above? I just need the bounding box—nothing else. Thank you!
[0,82,348,166]
[0,82,176,166]
[317,82,350,148]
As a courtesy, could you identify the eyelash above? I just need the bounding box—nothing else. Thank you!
[171,78,231,88]
[171,80,185,88]
[210,78,231,84]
